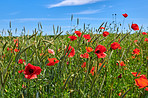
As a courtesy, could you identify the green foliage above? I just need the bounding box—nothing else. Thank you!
[0,22,148,98]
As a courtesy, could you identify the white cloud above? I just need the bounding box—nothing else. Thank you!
[73,9,102,15]
[48,0,103,8]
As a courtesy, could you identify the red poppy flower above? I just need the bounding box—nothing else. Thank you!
[18,59,25,64]
[65,45,75,58]
[46,58,59,66]
[81,62,86,68]
[14,48,19,52]
[131,72,141,77]
[67,61,69,65]
[99,63,105,68]
[85,47,93,53]
[14,39,18,43]
[122,13,128,18]
[75,31,82,37]
[87,40,91,42]
[14,39,19,47]
[111,42,120,50]
[22,84,26,88]
[103,31,109,37]
[135,75,148,88]
[131,24,139,31]
[94,45,107,58]
[118,92,122,96]
[90,66,97,76]
[118,46,122,49]
[48,49,55,55]
[24,63,41,79]
[132,48,140,55]
[139,75,147,79]
[116,61,125,67]
[144,38,148,42]
[120,61,125,67]
[131,56,135,59]
[100,27,105,29]
[142,32,147,35]
[18,70,24,73]
[68,36,77,41]
[97,52,107,58]
[83,34,91,40]
[40,50,44,56]
[145,87,148,91]
[80,53,89,58]
[7,47,9,51]
[134,40,138,43]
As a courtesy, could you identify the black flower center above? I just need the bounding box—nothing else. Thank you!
[95,50,100,53]
[29,69,34,74]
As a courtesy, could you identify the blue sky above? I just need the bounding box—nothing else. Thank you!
[0,0,148,36]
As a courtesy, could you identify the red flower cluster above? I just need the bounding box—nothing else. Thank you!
[81,62,86,68]
[75,31,82,37]
[134,40,138,43]
[122,13,128,18]
[46,58,59,66]
[131,24,139,31]
[85,47,93,53]
[132,48,140,55]
[131,72,148,91]
[131,56,135,59]
[118,92,122,96]
[7,48,19,53]
[116,61,126,67]
[7,47,9,51]
[94,45,106,58]
[24,63,41,79]
[131,72,141,77]
[90,66,97,76]
[142,32,147,35]
[111,42,120,50]
[103,31,109,37]
[65,45,75,57]
[14,49,19,52]
[83,34,91,40]
[68,36,77,41]
[144,38,148,42]
[18,59,25,64]
[80,53,89,58]
[135,74,148,90]
[100,27,105,29]
[18,69,24,73]
[14,39,19,47]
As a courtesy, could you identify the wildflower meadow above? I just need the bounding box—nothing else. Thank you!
[0,13,148,98]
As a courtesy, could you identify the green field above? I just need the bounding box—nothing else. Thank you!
[0,21,148,98]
